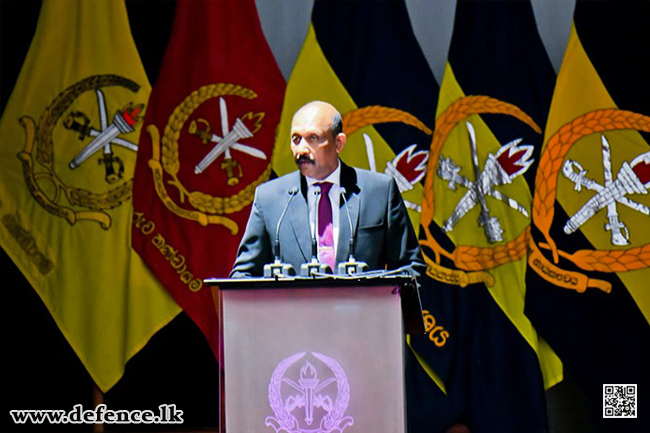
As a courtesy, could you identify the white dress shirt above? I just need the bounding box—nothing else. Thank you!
[305,162,341,260]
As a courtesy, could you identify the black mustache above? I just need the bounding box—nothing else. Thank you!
[296,155,315,165]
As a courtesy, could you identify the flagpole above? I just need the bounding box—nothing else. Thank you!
[92,382,104,433]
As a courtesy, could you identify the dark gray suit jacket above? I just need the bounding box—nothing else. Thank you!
[229,162,424,278]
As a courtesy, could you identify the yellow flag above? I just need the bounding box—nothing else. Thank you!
[431,64,562,389]
[0,0,180,392]
[412,2,561,430]
[527,3,650,429]
[274,1,439,230]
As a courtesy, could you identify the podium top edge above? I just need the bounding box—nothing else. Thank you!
[203,275,415,290]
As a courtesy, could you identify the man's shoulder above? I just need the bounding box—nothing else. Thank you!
[256,170,301,196]
[350,166,393,188]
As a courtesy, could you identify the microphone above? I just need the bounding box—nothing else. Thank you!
[337,187,369,275]
[311,188,320,259]
[263,187,298,277]
[300,186,333,276]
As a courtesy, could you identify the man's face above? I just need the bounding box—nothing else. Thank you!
[290,103,345,180]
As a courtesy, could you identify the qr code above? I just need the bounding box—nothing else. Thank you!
[603,384,637,418]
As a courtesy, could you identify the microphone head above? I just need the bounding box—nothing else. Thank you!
[288,186,298,195]
[340,186,346,195]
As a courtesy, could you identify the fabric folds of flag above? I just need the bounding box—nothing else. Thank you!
[0,0,180,392]
[412,1,563,431]
[273,0,437,231]
[131,0,285,360]
[526,1,650,430]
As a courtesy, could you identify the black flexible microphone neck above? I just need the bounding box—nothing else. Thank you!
[274,187,298,260]
[311,188,321,260]
[338,187,368,275]
[339,187,355,259]
[264,187,298,278]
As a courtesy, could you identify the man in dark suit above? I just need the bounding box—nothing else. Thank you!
[230,101,424,278]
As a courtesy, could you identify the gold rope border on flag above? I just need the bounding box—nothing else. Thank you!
[419,96,540,285]
[531,109,650,283]
[18,75,138,229]
[146,83,272,233]
[341,105,433,136]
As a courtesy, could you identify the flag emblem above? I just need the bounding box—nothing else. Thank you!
[145,83,272,233]
[562,136,650,245]
[438,121,533,243]
[386,145,429,193]
[530,108,650,293]
[66,90,143,184]
[420,95,540,286]
[18,74,144,229]
[341,105,431,212]
[191,96,266,181]
[266,352,354,433]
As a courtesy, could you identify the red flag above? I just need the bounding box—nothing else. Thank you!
[132,0,285,359]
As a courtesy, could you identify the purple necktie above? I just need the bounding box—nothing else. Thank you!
[317,182,335,269]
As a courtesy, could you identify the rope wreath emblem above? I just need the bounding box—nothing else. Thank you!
[419,95,541,287]
[146,83,272,234]
[342,105,432,136]
[18,74,141,229]
[529,108,650,293]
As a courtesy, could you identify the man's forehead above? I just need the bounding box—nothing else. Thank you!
[291,107,332,133]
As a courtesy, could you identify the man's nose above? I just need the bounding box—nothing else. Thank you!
[294,138,309,154]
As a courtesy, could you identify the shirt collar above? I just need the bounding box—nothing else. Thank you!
[306,160,341,188]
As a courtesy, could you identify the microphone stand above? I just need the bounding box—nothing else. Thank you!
[337,187,369,275]
[300,186,332,276]
[263,188,298,278]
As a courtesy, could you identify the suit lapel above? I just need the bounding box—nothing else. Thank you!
[289,173,311,262]
[337,163,360,263]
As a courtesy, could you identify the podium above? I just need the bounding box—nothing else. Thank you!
[206,275,423,433]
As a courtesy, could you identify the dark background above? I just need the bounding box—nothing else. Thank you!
[1,1,221,431]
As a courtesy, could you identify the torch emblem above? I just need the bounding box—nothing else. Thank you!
[189,96,266,184]
[66,88,144,184]
[437,121,534,243]
[266,352,354,433]
[145,83,273,233]
[18,74,145,229]
[340,105,433,215]
[418,95,543,287]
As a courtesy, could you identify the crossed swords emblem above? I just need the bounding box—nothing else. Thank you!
[562,135,650,245]
[437,122,534,243]
[65,89,143,183]
[189,97,266,184]
[283,361,335,426]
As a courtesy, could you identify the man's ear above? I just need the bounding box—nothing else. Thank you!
[335,133,346,153]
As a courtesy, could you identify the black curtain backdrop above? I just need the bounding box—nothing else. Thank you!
[0,1,220,432]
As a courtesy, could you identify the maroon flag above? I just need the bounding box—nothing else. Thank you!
[132,0,285,359]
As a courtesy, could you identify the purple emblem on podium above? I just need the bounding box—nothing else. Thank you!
[266,352,354,433]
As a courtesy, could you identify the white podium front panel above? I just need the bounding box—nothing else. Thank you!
[221,285,405,433]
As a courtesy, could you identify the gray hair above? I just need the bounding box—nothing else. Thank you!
[330,110,343,137]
